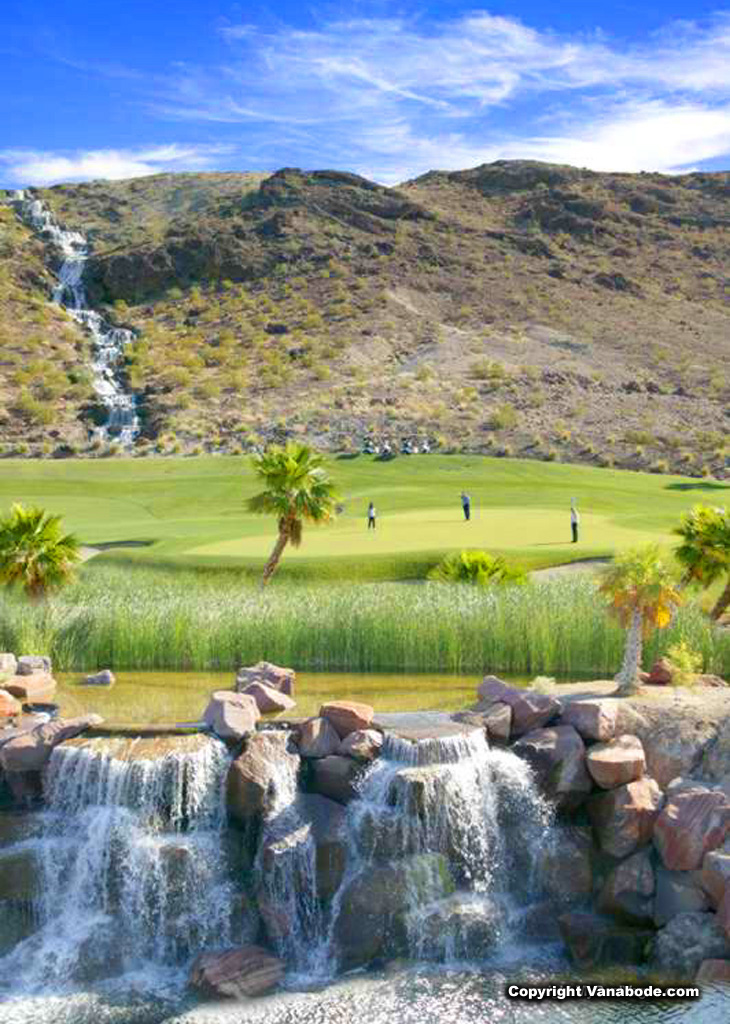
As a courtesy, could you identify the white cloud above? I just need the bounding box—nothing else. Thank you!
[0,143,233,186]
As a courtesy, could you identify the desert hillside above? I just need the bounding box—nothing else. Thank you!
[1,161,728,473]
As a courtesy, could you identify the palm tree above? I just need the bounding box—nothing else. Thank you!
[247,442,339,586]
[674,505,730,621]
[0,504,81,601]
[599,546,682,696]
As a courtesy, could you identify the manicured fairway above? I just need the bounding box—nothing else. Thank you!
[0,454,722,578]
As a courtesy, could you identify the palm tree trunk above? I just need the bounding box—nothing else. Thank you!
[711,577,730,622]
[261,529,289,587]
[615,609,644,696]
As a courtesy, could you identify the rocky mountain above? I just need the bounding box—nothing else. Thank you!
[1,161,728,473]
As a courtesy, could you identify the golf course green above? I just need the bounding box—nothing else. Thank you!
[0,454,721,579]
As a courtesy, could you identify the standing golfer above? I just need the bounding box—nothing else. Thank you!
[571,500,580,543]
[461,491,471,522]
[367,502,377,530]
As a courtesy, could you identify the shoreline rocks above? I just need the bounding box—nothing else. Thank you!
[190,945,284,998]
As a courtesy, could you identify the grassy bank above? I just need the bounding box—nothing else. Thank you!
[0,454,714,580]
[1,564,727,678]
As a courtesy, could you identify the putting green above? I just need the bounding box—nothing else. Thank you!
[191,507,671,559]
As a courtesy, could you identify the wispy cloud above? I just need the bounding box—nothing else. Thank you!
[150,11,730,180]
[0,143,233,186]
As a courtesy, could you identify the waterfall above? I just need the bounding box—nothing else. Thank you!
[0,735,239,995]
[10,189,140,445]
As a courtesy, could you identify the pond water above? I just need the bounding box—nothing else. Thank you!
[0,963,727,1024]
[56,670,498,725]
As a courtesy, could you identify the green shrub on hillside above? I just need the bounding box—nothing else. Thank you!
[428,550,528,587]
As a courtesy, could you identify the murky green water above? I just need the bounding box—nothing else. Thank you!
[56,669,492,726]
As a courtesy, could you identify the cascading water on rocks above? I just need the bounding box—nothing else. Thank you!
[0,735,241,995]
[10,190,139,445]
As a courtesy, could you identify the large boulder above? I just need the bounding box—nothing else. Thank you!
[696,959,730,985]
[339,729,382,762]
[83,670,115,687]
[16,656,51,676]
[701,842,730,908]
[0,899,36,956]
[483,702,512,743]
[700,720,730,782]
[641,719,717,788]
[0,715,102,774]
[586,735,646,790]
[653,867,709,926]
[651,912,730,977]
[310,755,364,804]
[654,787,730,871]
[226,731,299,823]
[236,661,295,697]
[588,777,663,858]
[418,894,502,958]
[296,717,341,759]
[0,655,18,677]
[640,657,673,686]
[560,698,618,742]
[189,945,283,998]
[203,691,260,741]
[0,846,40,900]
[558,911,653,968]
[240,682,296,715]
[333,854,454,969]
[477,676,560,737]
[0,691,21,718]
[319,701,374,739]
[597,850,655,926]
[538,826,594,899]
[3,673,57,705]
[511,725,592,809]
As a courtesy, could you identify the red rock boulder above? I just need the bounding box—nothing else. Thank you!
[190,945,283,998]
[241,682,296,715]
[560,698,618,742]
[588,777,663,858]
[654,788,730,871]
[477,676,560,737]
[701,843,730,908]
[339,729,382,762]
[4,673,57,705]
[296,716,341,758]
[203,691,260,741]
[586,734,646,789]
[236,661,295,696]
[597,849,655,926]
[511,725,592,809]
[319,701,374,739]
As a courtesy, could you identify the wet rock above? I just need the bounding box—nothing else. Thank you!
[236,661,295,697]
[0,846,39,900]
[333,853,454,969]
[16,656,51,676]
[203,691,260,742]
[0,715,102,774]
[517,899,563,942]
[339,729,382,762]
[597,850,655,926]
[3,673,57,705]
[560,698,618,742]
[701,842,730,908]
[83,670,115,686]
[483,702,512,743]
[512,725,592,809]
[320,701,374,739]
[696,959,730,985]
[296,717,341,759]
[240,682,296,715]
[418,894,502,957]
[477,676,560,737]
[226,731,299,823]
[190,945,284,998]
[310,754,364,804]
[586,735,646,789]
[654,787,730,871]
[0,691,21,718]
[0,899,36,955]
[0,655,17,677]
[558,911,653,968]
[641,719,717,788]
[538,825,594,899]
[653,866,709,926]
[588,777,664,858]
[651,912,730,977]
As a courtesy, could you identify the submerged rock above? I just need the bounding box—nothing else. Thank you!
[415,894,502,958]
[190,945,284,998]
[83,670,115,686]
[559,910,653,968]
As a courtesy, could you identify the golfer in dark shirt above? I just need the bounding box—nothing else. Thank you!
[461,492,471,521]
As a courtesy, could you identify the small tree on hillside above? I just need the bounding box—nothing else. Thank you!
[674,505,730,621]
[247,442,339,586]
[0,503,81,601]
[599,546,682,696]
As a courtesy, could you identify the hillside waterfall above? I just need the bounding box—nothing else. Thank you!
[10,190,139,445]
[0,728,551,997]
[0,736,240,994]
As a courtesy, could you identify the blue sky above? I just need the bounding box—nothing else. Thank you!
[2,1,730,186]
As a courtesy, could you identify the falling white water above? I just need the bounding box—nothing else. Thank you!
[254,735,327,980]
[10,189,139,445]
[0,736,238,995]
